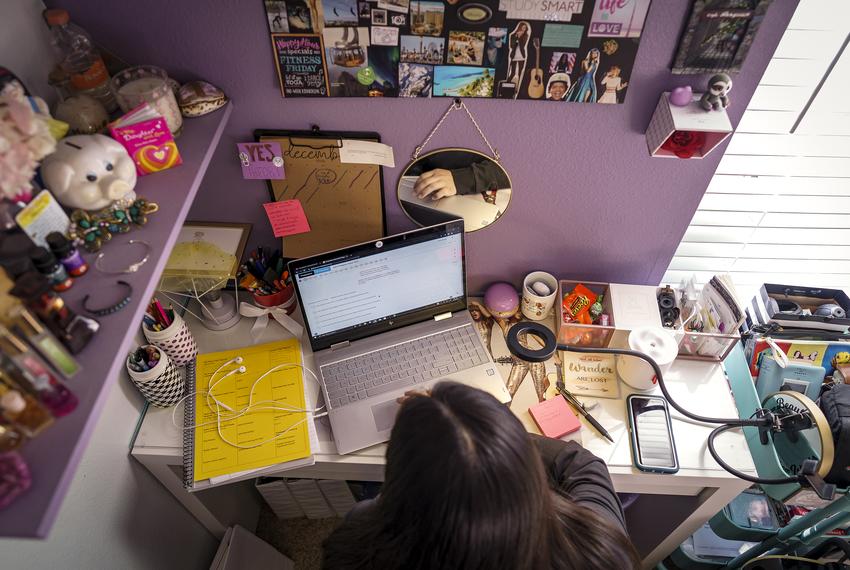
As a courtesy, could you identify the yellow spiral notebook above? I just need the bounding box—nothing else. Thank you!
[190,339,312,483]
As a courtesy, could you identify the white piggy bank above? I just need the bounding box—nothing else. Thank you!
[41,134,137,210]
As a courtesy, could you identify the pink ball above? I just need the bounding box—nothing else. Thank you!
[484,282,519,318]
[670,86,693,107]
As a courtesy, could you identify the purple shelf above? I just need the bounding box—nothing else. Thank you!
[0,104,232,538]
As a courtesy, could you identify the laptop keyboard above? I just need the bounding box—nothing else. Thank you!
[321,325,489,409]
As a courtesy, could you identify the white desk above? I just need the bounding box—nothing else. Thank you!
[131,298,756,568]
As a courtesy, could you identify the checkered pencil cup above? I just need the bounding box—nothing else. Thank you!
[126,346,184,408]
[143,312,197,367]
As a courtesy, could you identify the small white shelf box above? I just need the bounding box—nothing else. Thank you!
[646,92,733,159]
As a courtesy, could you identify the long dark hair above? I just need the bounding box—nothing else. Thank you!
[323,382,640,569]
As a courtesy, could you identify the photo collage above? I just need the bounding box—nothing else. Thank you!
[266,0,651,101]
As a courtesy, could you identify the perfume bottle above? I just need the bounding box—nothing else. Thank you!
[9,272,99,354]
[0,375,54,437]
[0,326,78,417]
[8,305,80,379]
[0,421,25,452]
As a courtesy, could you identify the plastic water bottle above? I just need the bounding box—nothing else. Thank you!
[45,8,117,112]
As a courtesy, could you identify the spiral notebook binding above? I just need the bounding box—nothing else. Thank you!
[182,358,197,489]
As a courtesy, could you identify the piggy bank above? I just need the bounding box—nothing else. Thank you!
[41,134,137,210]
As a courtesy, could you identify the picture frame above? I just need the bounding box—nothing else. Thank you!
[672,0,774,75]
[165,221,252,279]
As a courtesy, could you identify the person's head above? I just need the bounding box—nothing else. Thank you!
[517,22,528,36]
[548,79,568,100]
[609,65,621,77]
[589,48,600,61]
[558,53,568,64]
[325,382,639,569]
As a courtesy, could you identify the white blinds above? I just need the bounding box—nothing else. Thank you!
[663,0,850,298]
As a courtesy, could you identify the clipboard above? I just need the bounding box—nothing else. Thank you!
[256,128,386,259]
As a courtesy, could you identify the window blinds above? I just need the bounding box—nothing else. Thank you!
[663,1,850,299]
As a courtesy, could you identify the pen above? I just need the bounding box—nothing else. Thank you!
[556,381,614,443]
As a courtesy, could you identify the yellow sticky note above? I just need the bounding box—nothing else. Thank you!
[193,338,311,482]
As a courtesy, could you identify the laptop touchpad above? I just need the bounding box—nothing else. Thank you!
[372,399,400,432]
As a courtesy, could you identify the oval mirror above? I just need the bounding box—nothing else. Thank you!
[398,148,512,232]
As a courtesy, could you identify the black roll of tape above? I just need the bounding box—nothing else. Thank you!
[505,322,557,362]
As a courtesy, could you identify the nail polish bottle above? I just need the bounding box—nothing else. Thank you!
[0,375,54,437]
[0,326,78,417]
[46,232,89,277]
[30,247,73,292]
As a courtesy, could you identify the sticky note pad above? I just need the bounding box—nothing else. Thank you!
[529,397,581,439]
[263,200,311,237]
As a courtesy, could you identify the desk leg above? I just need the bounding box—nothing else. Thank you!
[641,478,750,569]
[131,451,227,539]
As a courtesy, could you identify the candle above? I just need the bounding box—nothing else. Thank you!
[112,66,183,137]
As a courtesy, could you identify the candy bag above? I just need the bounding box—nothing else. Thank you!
[562,284,597,324]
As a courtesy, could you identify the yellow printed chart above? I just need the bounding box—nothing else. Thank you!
[194,339,310,481]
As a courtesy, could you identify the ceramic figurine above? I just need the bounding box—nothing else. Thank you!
[177,81,228,117]
[669,85,693,107]
[700,74,732,111]
[41,134,137,210]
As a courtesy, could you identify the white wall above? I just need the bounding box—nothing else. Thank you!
[1,0,57,105]
[0,2,218,566]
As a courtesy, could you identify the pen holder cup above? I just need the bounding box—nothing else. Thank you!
[252,284,297,314]
[126,346,184,408]
[143,312,198,367]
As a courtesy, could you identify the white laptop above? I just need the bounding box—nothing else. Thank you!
[289,220,510,454]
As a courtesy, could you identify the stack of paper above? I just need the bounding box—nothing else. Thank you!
[193,339,317,486]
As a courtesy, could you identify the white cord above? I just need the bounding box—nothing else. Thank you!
[171,359,326,450]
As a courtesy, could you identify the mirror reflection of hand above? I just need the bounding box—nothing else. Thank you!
[414,169,457,201]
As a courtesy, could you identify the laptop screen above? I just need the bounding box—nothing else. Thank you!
[290,221,466,350]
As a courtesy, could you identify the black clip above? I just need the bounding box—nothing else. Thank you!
[800,459,836,501]
[453,98,462,108]
[311,124,321,133]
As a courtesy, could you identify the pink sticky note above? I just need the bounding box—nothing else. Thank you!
[263,200,311,237]
[237,142,285,180]
[528,397,581,439]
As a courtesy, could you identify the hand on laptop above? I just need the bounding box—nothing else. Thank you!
[397,389,431,405]
[414,169,457,201]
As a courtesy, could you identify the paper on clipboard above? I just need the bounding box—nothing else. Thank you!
[339,140,395,167]
[260,133,385,258]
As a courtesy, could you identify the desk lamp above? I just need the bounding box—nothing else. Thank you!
[505,322,837,500]
[158,236,241,331]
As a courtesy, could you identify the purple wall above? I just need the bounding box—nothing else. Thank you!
[50,0,797,292]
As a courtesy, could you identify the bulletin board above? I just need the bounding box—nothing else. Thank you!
[256,129,386,258]
[264,0,651,102]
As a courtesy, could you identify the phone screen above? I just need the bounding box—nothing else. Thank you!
[630,396,676,469]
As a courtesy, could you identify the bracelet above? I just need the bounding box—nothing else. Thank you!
[95,240,151,275]
[83,280,133,316]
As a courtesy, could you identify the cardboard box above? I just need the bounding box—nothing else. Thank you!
[646,92,732,159]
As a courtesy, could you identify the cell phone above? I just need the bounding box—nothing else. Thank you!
[627,394,679,474]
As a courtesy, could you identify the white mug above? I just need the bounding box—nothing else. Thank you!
[521,271,558,321]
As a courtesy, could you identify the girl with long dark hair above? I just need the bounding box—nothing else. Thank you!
[323,382,640,569]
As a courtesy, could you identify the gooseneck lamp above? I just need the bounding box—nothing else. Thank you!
[505,322,836,500]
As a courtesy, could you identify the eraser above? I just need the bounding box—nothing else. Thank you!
[529,396,581,439]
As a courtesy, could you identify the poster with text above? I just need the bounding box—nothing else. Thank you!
[267,0,651,102]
